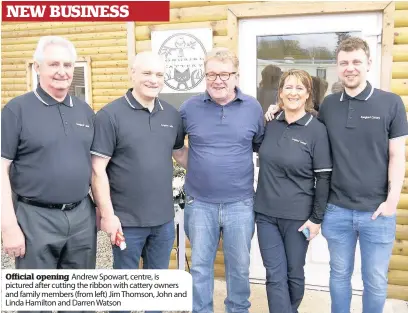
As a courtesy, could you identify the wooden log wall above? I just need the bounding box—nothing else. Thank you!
[134,1,253,53]
[1,22,129,111]
[387,1,408,301]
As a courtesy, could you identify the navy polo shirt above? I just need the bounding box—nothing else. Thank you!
[91,89,184,227]
[254,112,332,220]
[319,81,408,211]
[1,85,95,203]
[180,87,264,203]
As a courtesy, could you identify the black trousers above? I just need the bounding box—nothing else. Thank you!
[15,195,97,313]
[256,212,309,313]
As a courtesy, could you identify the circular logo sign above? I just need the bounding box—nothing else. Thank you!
[158,33,207,92]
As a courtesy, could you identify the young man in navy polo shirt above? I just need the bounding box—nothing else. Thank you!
[266,37,407,313]
[321,38,407,313]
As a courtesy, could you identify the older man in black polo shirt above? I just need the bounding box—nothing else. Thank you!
[266,37,407,313]
[91,51,184,313]
[1,36,96,282]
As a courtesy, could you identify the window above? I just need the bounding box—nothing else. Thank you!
[256,32,360,113]
[316,68,327,80]
[239,12,382,116]
[27,57,92,106]
[75,86,86,99]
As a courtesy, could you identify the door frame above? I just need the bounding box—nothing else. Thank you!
[226,1,394,91]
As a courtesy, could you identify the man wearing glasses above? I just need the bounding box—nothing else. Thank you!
[173,48,264,313]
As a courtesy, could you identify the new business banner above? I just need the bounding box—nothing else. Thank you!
[2,1,170,22]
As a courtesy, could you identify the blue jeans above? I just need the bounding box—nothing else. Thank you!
[322,203,396,313]
[112,220,175,313]
[184,196,255,313]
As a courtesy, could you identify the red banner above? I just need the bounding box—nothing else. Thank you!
[2,1,170,22]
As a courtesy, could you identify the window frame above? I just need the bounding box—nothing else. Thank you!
[74,85,86,98]
[316,68,327,80]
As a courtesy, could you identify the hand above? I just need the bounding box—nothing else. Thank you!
[2,224,26,258]
[372,201,396,220]
[100,215,122,244]
[265,104,281,122]
[298,220,321,241]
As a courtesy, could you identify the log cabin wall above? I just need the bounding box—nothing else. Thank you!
[387,1,408,301]
[134,1,252,53]
[1,22,129,111]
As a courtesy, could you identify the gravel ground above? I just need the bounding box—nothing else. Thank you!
[1,231,188,313]
[1,231,114,270]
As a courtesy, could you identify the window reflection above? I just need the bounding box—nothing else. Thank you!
[256,32,360,112]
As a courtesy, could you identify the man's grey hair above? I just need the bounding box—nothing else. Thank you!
[33,36,77,63]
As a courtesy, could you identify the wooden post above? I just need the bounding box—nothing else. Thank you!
[227,9,238,55]
[26,60,33,92]
[84,56,94,110]
[381,1,395,91]
[127,21,136,66]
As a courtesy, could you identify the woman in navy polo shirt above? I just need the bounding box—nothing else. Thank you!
[254,70,332,313]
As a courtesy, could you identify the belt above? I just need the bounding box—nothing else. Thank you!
[17,196,82,211]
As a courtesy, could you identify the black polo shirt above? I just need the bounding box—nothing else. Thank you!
[319,81,408,212]
[91,89,184,227]
[1,85,95,203]
[254,112,332,220]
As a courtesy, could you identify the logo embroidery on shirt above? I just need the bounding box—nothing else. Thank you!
[360,116,380,120]
[76,123,90,128]
[161,124,174,128]
[292,138,307,145]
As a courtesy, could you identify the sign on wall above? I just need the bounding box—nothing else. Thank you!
[151,28,213,94]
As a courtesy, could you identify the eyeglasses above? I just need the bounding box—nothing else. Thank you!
[205,72,237,81]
